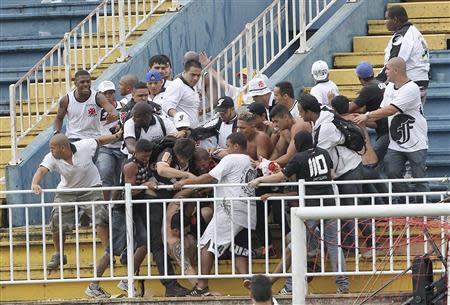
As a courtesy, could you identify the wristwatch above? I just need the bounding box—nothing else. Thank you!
[364,111,371,120]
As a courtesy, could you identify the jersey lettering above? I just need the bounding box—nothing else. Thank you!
[308,154,328,177]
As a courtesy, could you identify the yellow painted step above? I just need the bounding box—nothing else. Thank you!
[388,1,450,19]
[29,82,67,100]
[368,18,450,35]
[0,148,24,166]
[353,34,449,52]
[334,52,384,69]
[0,134,36,149]
[98,14,161,33]
[69,47,120,66]
[112,0,172,15]
[80,31,143,49]
[328,68,382,86]
[0,114,56,139]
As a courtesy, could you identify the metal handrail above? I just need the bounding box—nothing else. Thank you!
[9,0,169,165]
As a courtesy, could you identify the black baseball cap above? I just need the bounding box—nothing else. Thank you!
[247,102,267,115]
[215,96,235,112]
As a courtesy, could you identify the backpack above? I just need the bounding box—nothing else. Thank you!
[149,135,177,164]
[314,112,366,152]
[134,115,167,141]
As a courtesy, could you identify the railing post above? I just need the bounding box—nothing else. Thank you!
[124,183,135,297]
[244,23,254,80]
[63,34,71,93]
[447,215,450,305]
[295,0,309,54]
[292,179,307,305]
[9,84,18,165]
[117,0,128,62]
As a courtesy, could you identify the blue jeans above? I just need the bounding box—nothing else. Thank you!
[96,147,126,187]
[384,149,429,203]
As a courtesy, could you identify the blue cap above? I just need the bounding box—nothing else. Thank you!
[146,70,162,82]
[355,61,374,78]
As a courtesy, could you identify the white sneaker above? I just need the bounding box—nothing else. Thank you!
[117,280,137,295]
[85,284,110,299]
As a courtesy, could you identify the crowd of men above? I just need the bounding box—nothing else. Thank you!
[30,5,431,300]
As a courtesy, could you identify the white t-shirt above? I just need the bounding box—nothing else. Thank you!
[310,80,339,106]
[290,100,300,118]
[118,93,132,106]
[123,115,177,142]
[381,81,428,152]
[162,78,200,127]
[203,116,237,149]
[99,101,124,149]
[40,139,101,189]
[208,154,258,229]
[65,90,102,140]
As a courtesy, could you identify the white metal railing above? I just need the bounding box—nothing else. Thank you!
[8,0,169,165]
[200,0,337,121]
[1,178,449,300]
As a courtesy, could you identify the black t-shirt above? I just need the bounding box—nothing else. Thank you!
[282,147,335,207]
[353,80,388,137]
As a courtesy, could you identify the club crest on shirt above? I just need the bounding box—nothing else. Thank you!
[390,113,415,145]
[87,106,97,117]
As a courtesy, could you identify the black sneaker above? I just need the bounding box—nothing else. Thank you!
[189,285,211,296]
[165,283,190,297]
[48,253,67,270]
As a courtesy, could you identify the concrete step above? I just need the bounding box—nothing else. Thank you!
[0,114,56,133]
[352,34,449,53]
[328,68,382,86]
[334,52,384,69]
[387,1,450,19]
[97,14,162,33]
[368,18,450,35]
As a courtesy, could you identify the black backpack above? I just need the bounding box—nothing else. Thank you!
[149,135,177,164]
[314,111,366,152]
[134,115,167,141]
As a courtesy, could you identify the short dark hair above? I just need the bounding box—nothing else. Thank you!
[299,93,321,113]
[170,211,190,230]
[294,131,313,152]
[149,54,172,68]
[135,139,155,153]
[74,69,90,79]
[331,95,349,115]
[250,275,272,302]
[275,81,294,98]
[134,81,148,90]
[227,132,247,150]
[133,101,153,116]
[184,59,202,71]
[193,147,210,162]
[269,104,292,120]
[387,5,408,24]
[173,138,196,159]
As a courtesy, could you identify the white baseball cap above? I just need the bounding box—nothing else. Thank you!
[98,80,116,93]
[247,77,271,97]
[174,112,191,129]
[311,60,329,81]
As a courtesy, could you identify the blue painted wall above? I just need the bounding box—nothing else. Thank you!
[6,0,274,226]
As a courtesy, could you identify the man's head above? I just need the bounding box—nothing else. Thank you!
[274,81,295,106]
[173,138,196,165]
[236,68,257,86]
[226,132,247,154]
[132,82,150,103]
[149,54,172,80]
[269,104,293,131]
[311,60,329,83]
[247,77,272,105]
[183,51,199,65]
[331,95,350,115]
[173,112,191,133]
[49,134,71,159]
[74,70,91,96]
[355,61,374,85]
[134,139,155,164]
[133,102,153,128]
[385,57,407,83]
[119,74,139,96]
[170,211,190,238]
[385,5,408,32]
[299,93,321,123]
[215,96,236,122]
[146,70,164,96]
[182,59,202,87]
[248,102,268,127]
[249,275,273,305]
[193,147,211,174]
[237,112,257,139]
[98,80,116,104]
[294,131,313,152]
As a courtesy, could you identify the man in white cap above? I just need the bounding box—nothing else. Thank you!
[173,111,192,138]
[97,81,126,201]
[247,77,275,119]
[310,60,339,107]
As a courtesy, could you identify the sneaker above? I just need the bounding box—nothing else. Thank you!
[165,283,190,297]
[117,279,137,295]
[85,284,111,299]
[278,286,292,295]
[189,285,211,296]
[47,253,67,270]
[336,286,349,294]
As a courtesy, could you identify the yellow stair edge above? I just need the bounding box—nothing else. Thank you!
[387,1,450,19]
[353,34,449,52]
[368,17,450,35]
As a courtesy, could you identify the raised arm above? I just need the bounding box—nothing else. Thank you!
[54,95,68,134]
[96,93,119,123]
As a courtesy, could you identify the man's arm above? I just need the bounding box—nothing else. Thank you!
[31,166,50,194]
[96,129,123,146]
[256,133,273,160]
[248,171,286,188]
[156,162,194,180]
[96,93,119,123]
[123,162,143,195]
[353,105,398,125]
[162,82,183,118]
[54,96,68,134]
[124,138,137,154]
[270,131,289,160]
[174,173,216,190]
[273,138,297,167]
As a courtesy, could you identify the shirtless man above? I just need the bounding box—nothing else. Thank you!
[237,112,273,160]
[269,104,311,166]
